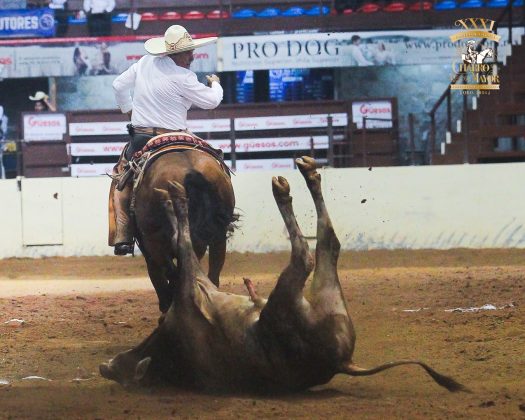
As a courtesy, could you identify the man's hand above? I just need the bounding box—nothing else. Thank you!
[206,74,220,87]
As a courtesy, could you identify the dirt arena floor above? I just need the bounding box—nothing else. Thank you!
[0,249,524,419]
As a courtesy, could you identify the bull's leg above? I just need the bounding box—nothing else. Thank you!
[296,156,343,296]
[263,176,314,307]
[207,237,226,287]
[159,183,216,301]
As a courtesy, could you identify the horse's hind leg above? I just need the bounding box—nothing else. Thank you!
[262,177,314,309]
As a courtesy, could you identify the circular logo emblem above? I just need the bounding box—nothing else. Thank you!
[39,13,55,30]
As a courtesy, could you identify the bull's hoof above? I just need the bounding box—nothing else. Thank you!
[272,176,292,203]
[296,157,321,191]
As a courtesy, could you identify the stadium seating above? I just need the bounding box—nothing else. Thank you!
[182,10,206,20]
[434,0,457,9]
[257,7,281,18]
[111,13,128,23]
[141,12,159,21]
[232,8,257,18]
[305,6,331,15]
[409,1,433,10]
[357,3,382,12]
[68,13,87,25]
[384,1,408,11]
[282,6,305,16]
[160,11,182,20]
[459,0,484,8]
[206,10,230,19]
[486,0,508,6]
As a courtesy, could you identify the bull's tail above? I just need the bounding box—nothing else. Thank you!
[340,361,469,393]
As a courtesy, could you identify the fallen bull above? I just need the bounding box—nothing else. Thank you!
[100,156,467,393]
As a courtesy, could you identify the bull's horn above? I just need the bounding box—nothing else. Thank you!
[167,181,187,198]
[154,188,170,200]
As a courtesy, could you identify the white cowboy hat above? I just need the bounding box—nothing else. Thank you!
[29,91,48,101]
[144,25,217,56]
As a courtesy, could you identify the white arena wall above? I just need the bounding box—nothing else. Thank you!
[0,163,524,258]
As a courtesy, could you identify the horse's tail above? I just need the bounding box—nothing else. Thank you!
[183,171,236,244]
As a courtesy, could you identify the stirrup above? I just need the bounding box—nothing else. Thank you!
[114,242,134,256]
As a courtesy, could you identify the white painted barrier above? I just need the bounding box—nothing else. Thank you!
[0,163,524,258]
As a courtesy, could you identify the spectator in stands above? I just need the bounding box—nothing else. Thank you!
[29,91,57,112]
[0,105,7,180]
[348,35,373,66]
[49,0,68,37]
[83,0,115,37]
[110,25,221,255]
[73,47,91,75]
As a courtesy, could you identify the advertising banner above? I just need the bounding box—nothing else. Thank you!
[351,100,393,129]
[0,8,55,38]
[70,159,295,176]
[71,163,114,177]
[208,136,328,153]
[69,115,346,139]
[226,159,295,172]
[69,136,329,157]
[0,35,216,78]
[218,28,524,71]
[188,118,230,133]
[69,118,228,137]
[69,121,128,136]
[23,113,67,141]
[234,113,347,131]
[69,142,125,156]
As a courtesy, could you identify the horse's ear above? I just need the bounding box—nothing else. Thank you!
[154,188,170,201]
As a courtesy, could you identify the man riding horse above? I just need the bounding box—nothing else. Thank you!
[111,25,223,255]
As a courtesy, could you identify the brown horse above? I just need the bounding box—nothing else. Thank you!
[132,149,235,312]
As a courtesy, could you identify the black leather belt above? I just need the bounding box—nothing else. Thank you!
[132,126,186,136]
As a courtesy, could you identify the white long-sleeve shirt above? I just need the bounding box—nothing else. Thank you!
[83,0,115,14]
[112,55,223,130]
[348,45,373,67]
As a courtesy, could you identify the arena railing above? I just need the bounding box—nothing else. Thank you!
[426,0,524,165]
